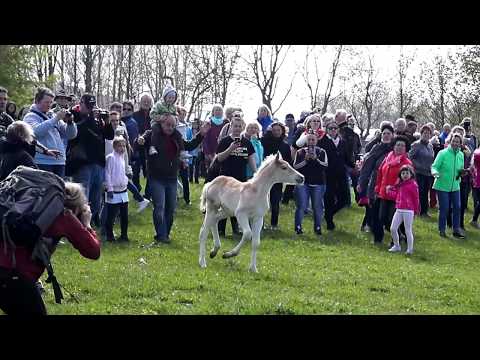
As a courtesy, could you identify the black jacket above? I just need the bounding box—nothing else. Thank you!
[132,109,151,135]
[0,140,38,181]
[338,123,357,166]
[66,111,114,175]
[318,135,353,182]
[261,134,292,164]
[142,124,203,180]
[358,141,393,199]
[0,112,14,142]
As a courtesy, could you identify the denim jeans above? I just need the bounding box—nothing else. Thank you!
[128,180,144,202]
[72,163,105,220]
[132,153,147,193]
[437,190,461,232]
[295,184,326,230]
[37,164,65,179]
[149,177,177,240]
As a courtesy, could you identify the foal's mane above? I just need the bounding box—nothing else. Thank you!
[251,154,277,180]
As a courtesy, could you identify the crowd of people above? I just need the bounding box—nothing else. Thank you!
[0,82,479,315]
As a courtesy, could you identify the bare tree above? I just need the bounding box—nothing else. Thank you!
[395,46,418,117]
[241,45,295,115]
[211,45,240,106]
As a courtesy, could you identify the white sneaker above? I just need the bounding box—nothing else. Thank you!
[137,199,151,213]
[388,245,401,253]
[405,249,413,255]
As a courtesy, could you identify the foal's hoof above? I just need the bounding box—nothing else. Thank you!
[209,249,218,258]
[222,251,236,259]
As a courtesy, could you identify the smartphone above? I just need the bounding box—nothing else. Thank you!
[308,145,315,155]
[234,137,241,143]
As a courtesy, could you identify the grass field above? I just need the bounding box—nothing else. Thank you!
[30,183,480,314]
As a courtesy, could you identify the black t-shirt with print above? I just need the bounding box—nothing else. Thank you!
[217,136,255,182]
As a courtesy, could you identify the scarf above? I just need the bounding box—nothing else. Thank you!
[327,134,340,147]
[211,116,224,126]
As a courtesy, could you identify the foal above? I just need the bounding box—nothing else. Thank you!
[199,152,304,272]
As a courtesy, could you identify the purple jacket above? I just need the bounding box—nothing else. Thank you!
[202,119,228,156]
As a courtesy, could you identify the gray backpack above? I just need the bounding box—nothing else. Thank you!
[0,166,66,303]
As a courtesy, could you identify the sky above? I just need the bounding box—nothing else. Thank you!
[226,45,460,124]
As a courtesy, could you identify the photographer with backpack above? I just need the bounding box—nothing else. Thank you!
[0,171,101,315]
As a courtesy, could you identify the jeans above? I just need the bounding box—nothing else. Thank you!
[105,202,128,240]
[72,163,105,221]
[37,164,65,179]
[149,177,177,240]
[270,183,283,226]
[128,180,144,202]
[437,190,461,232]
[179,166,190,203]
[294,184,326,230]
[416,174,433,215]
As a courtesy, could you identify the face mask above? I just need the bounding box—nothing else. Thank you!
[211,116,223,125]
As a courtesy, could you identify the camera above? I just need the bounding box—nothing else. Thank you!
[96,109,110,121]
[308,145,315,156]
[234,137,241,143]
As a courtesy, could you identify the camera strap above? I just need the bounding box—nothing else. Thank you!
[29,109,62,137]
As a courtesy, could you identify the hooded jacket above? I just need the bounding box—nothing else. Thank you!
[431,145,464,192]
[386,178,420,214]
[150,85,178,121]
[375,151,412,201]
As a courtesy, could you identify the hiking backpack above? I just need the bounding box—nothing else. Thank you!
[0,165,66,303]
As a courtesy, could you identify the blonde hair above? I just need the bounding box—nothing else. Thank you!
[64,182,88,213]
[113,136,127,148]
[257,104,272,118]
[305,114,323,129]
[245,122,261,137]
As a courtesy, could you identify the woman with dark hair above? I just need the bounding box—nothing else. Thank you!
[357,122,394,232]
[6,101,17,120]
[17,106,31,121]
[371,135,412,244]
[261,121,292,230]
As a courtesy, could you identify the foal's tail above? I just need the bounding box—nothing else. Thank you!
[200,182,211,214]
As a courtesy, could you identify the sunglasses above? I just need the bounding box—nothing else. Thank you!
[123,107,133,111]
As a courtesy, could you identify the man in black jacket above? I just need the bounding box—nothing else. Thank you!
[132,93,153,197]
[0,87,14,145]
[66,93,114,226]
[319,118,355,230]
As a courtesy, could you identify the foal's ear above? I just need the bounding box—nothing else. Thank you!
[275,151,283,161]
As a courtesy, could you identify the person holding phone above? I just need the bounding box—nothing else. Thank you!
[23,87,77,178]
[216,116,257,237]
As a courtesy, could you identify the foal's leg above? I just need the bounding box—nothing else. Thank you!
[199,208,215,268]
[222,212,251,258]
[210,209,227,258]
[249,216,264,273]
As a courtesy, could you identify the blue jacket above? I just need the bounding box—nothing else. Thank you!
[122,116,139,148]
[24,104,77,165]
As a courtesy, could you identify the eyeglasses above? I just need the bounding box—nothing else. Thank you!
[123,107,133,111]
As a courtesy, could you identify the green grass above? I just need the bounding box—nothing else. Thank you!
[21,183,480,314]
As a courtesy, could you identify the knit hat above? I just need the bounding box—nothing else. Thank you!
[162,84,177,103]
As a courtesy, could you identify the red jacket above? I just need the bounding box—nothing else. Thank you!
[471,149,480,189]
[0,210,100,282]
[375,151,412,201]
[386,179,420,215]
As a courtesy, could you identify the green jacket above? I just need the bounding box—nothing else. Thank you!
[149,102,177,121]
[431,146,464,192]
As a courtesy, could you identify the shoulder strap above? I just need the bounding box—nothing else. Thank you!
[28,109,49,121]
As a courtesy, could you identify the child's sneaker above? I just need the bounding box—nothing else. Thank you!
[149,146,158,155]
[137,199,151,213]
[388,245,401,253]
